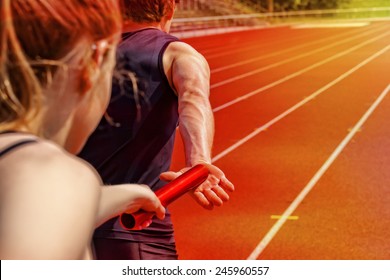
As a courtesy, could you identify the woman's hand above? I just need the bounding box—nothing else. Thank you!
[96,184,165,228]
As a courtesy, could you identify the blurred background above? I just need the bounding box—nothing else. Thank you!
[172,0,390,37]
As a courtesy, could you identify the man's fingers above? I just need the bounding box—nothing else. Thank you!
[191,192,214,210]
[203,189,223,206]
[220,176,235,192]
[212,186,230,202]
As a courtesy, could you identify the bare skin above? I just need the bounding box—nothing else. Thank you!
[0,38,165,260]
[122,0,234,211]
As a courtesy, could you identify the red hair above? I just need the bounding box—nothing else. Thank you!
[0,0,121,129]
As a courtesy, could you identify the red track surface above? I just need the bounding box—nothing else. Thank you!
[168,21,390,260]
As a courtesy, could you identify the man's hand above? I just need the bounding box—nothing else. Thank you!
[160,163,234,210]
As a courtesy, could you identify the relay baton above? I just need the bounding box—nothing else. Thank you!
[120,164,209,230]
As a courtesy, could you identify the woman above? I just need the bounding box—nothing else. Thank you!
[0,0,164,259]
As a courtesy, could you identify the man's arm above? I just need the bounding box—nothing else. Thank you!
[161,42,234,210]
[170,42,213,165]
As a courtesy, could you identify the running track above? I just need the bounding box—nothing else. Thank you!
[169,20,390,260]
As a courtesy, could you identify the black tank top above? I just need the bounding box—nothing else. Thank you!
[78,29,180,242]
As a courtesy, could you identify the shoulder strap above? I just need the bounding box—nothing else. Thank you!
[0,139,38,157]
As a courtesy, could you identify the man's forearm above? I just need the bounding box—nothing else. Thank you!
[178,92,214,166]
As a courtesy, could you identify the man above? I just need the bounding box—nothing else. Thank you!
[78,0,234,259]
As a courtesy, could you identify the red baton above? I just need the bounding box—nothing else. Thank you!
[120,164,209,230]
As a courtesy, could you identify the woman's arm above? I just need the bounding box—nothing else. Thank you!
[96,184,165,228]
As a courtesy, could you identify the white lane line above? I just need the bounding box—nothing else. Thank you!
[212,44,390,163]
[246,83,390,260]
[210,25,385,80]
[211,27,382,89]
[212,31,390,113]
[204,21,380,59]
[211,26,366,74]
[292,22,371,29]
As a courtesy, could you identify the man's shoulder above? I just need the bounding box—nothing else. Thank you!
[166,41,207,64]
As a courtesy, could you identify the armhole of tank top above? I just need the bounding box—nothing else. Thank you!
[158,39,179,97]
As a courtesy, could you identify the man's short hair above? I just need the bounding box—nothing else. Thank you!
[120,0,174,23]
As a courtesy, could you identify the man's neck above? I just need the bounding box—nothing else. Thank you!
[122,21,163,33]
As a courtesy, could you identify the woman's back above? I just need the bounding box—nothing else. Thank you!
[0,132,101,259]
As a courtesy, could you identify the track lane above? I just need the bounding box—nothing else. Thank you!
[169,21,390,260]
[209,25,389,108]
[209,25,387,88]
[258,83,390,260]
[248,85,390,259]
[211,33,390,156]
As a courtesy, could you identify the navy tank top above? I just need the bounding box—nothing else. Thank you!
[78,29,180,242]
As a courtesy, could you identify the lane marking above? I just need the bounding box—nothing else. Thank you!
[202,28,292,57]
[212,31,390,113]
[292,22,371,29]
[271,215,299,220]
[247,83,390,260]
[211,26,366,73]
[203,21,386,59]
[348,127,362,132]
[212,44,390,163]
[211,26,385,87]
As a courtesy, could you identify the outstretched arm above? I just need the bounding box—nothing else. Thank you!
[96,184,165,228]
[161,42,234,210]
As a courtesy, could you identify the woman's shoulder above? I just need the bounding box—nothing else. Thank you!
[0,136,101,189]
